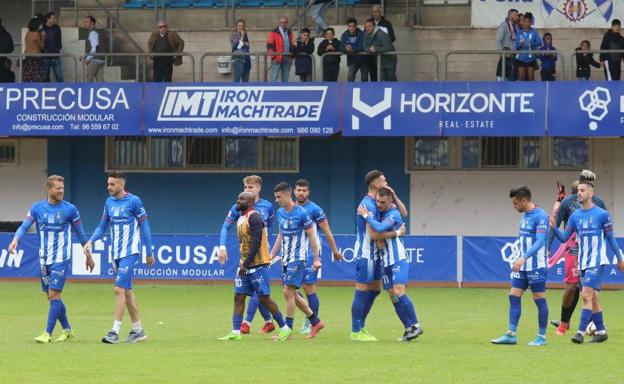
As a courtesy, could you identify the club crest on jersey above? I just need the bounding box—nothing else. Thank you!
[55,212,61,222]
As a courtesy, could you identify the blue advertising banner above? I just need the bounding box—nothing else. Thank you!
[0,83,143,136]
[142,83,340,136]
[0,234,457,283]
[463,236,624,284]
[342,82,546,136]
[547,82,624,137]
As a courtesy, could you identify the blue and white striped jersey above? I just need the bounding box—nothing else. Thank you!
[90,193,153,260]
[566,206,615,270]
[518,207,549,271]
[276,205,313,265]
[225,198,275,229]
[16,200,87,265]
[354,195,377,261]
[366,207,406,267]
[299,200,327,261]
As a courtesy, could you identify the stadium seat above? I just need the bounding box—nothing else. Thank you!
[123,0,151,8]
[262,0,286,6]
[193,0,219,7]
[240,0,263,6]
[169,0,194,7]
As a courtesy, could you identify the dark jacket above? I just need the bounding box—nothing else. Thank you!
[340,28,365,66]
[599,30,624,62]
[147,29,185,65]
[0,24,14,55]
[267,26,294,63]
[230,30,250,64]
[364,30,396,69]
[294,38,314,75]
[374,16,395,43]
[576,48,600,79]
[317,38,341,67]
[42,24,62,54]
[538,45,557,71]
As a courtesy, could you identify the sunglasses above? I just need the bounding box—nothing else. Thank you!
[158,25,167,28]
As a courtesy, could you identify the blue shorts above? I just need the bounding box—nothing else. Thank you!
[355,257,383,284]
[580,266,604,291]
[382,259,409,290]
[511,268,548,293]
[234,266,271,297]
[40,261,69,293]
[114,254,139,290]
[282,260,306,288]
[303,255,320,285]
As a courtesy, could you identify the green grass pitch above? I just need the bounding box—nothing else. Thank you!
[1,281,623,383]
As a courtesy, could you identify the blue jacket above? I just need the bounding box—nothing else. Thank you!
[340,28,365,66]
[539,45,557,70]
[515,28,542,63]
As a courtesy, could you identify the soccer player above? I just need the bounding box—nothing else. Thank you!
[84,172,155,344]
[270,182,325,339]
[219,175,275,334]
[552,173,624,344]
[218,192,290,341]
[8,175,93,343]
[547,173,606,336]
[350,170,406,342]
[491,186,550,346]
[293,179,343,334]
[357,187,422,341]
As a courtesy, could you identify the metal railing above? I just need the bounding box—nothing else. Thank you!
[569,49,624,80]
[445,49,566,81]
[79,52,195,82]
[200,52,316,82]
[0,53,79,82]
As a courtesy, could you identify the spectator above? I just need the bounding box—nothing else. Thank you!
[317,27,341,82]
[600,19,624,81]
[82,16,104,82]
[308,0,332,38]
[0,17,15,82]
[267,16,294,82]
[340,17,367,82]
[538,32,557,81]
[370,5,395,42]
[23,17,46,82]
[363,19,397,81]
[576,40,600,80]
[230,19,251,82]
[2,58,15,82]
[496,47,514,81]
[42,12,63,82]
[495,9,517,81]
[294,28,314,82]
[514,14,541,81]
[147,20,185,82]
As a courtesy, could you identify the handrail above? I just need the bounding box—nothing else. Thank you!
[319,51,439,81]
[444,49,566,81]
[199,51,315,82]
[569,49,624,80]
[0,52,79,83]
[78,52,195,82]
[91,0,144,54]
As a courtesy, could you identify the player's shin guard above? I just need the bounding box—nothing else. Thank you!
[245,295,261,323]
[57,300,71,330]
[592,311,606,332]
[392,296,410,328]
[351,290,367,332]
[578,308,592,334]
[361,290,380,327]
[534,298,548,336]
[46,299,63,334]
[257,302,272,322]
[508,295,521,333]
[401,295,419,326]
[272,311,286,328]
[307,293,320,317]
[233,314,243,332]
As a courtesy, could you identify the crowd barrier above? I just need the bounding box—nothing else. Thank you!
[1,233,623,285]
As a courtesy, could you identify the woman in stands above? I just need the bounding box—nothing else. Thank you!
[23,17,46,82]
[514,13,541,81]
[230,19,251,82]
[575,40,601,81]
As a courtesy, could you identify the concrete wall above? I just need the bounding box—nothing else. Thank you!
[0,139,48,221]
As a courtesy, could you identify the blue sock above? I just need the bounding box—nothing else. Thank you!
[286,317,294,329]
[361,290,380,328]
[257,302,272,322]
[392,298,411,328]
[578,308,593,334]
[534,298,548,336]
[46,299,62,334]
[351,290,367,332]
[245,295,260,323]
[272,311,286,328]
[401,295,419,326]
[508,295,521,333]
[592,311,605,332]
[307,293,320,317]
[57,300,71,330]
[307,313,320,326]
[232,314,243,331]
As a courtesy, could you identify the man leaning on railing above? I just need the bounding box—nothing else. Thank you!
[363,19,396,82]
